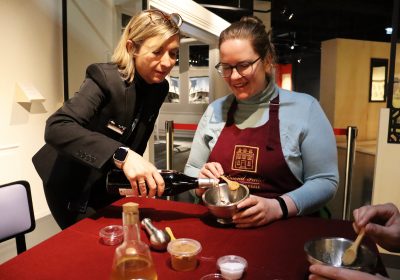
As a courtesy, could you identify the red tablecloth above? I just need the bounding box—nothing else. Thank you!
[0,197,387,280]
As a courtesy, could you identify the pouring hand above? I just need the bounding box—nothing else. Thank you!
[122,150,165,197]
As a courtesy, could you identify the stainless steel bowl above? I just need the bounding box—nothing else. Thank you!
[202,183,249,224]
[304,237,377,272]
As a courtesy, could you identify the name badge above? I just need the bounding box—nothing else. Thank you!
[106,120,126,135]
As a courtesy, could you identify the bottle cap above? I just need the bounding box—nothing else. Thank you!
[198,178,220,188]
[123,202,139,213]
[212,178,219,187]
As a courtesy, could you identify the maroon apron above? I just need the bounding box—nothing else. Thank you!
[208,95,302,198]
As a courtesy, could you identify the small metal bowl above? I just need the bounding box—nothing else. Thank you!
[202,183,249,224]
[304,237,377,272]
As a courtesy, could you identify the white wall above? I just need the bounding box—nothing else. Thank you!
[68,0,116,97]
[0,0,144,220]
[372,109,400,256]
[67,0,144,98]
[0,0,63,219]
[373,109,400,208]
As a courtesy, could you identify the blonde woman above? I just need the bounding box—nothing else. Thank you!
[33,9,182,229]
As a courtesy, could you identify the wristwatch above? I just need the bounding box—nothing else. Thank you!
[113,147,129,169]
[275,196,288,219]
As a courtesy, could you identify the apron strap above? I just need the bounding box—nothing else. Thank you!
[226,98,238,126]
[266,94,280,151]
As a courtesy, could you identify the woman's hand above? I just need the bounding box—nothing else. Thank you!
[195,162,224,197]
[309,264,389,280]
[121,149,165,197]
[233,195,282,228]
[199,162,224,179]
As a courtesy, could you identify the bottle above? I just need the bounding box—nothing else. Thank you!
[106,169,218,196]
[110,202,158,280]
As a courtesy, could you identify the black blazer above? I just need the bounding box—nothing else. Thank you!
[32,63,168,211]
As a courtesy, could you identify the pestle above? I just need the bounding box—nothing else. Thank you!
[141,218,171,251]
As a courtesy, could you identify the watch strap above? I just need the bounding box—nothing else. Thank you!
[275,196,288,220]
[113,146,129,169]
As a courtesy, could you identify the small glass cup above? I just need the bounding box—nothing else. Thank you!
[200,273,225,280]
[167,238,202,271]
[217,255,247,280]
[99,225,124,245]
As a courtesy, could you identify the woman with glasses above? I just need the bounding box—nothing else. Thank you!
[184,16,339,228]
[33,9,182,229]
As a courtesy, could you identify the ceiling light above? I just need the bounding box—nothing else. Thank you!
[281,6,294,21]
[386,27,393,35]
[297,58,302,63]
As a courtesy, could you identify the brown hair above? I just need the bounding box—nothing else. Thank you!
[219,16,276,64]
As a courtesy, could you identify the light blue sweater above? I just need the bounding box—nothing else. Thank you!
[184,82,339,215]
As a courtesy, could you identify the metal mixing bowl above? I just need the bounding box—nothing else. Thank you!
[202,183,249,224]
[304,237,377,272]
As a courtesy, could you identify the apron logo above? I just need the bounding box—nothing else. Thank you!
[231,145,259,173]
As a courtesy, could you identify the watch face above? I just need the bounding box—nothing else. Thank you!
[114,147,128,162]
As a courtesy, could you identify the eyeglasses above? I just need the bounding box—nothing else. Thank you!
[147,10,183,28]
[215,57,262,78]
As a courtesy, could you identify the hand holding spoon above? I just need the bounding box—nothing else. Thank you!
[342,228,366,265]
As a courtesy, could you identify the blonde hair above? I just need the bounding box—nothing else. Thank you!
[112,9,181,83]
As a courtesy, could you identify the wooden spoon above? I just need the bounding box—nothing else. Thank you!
[341,228,366,265]
[165,227,176,241]
[220,175,240,191]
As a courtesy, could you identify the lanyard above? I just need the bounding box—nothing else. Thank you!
[120,105,143,144]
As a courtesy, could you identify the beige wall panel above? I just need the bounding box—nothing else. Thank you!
[320,39,337,124]
[335,40,369,138]
[321,39,390,141]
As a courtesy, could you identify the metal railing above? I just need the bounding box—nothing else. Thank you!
[164,121,198,170]
[335,126,358,220]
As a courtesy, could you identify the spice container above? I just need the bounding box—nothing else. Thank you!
[217,255,247,280]
[167,238,202,271]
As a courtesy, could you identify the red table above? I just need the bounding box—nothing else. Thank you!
[0,197,387,280]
